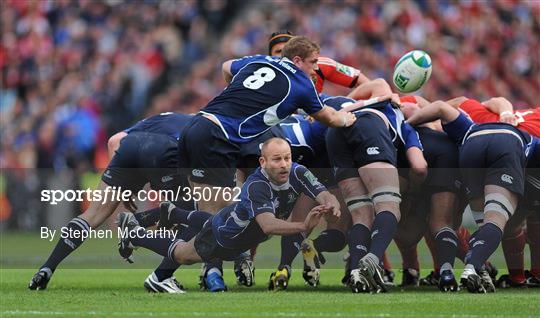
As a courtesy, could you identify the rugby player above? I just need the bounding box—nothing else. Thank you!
[268,31,370,93]
[181,35,355,217]
[446,97,540,287]
[29,113,193,291]
[405,100,540,293]
[325,83,428,293]
[116,138,341,292]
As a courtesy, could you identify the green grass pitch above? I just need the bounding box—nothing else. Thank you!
[2,233,540,317]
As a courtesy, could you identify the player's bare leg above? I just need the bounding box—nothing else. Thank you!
[338,176,373,292]
[29,181,123,290]
[461,185,518,293]
[356,162,401,293]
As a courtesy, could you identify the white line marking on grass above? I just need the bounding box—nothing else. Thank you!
[1,311,517,318]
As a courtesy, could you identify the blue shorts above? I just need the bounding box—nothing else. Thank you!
[103,132,180,193]
[180,115,240,187]
[326,112,396,182]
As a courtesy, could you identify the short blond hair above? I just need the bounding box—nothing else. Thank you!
[281,36,320,60]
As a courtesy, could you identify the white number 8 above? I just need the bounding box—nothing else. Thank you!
[243,67,276,90]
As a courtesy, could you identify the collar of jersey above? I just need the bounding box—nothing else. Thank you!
[261,168,291,190]
[280,57,294,64]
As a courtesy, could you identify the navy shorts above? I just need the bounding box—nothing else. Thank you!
[102,132,179,193]
[180,115,240,187]
[326,112,396,182]
[194,218,245,262]
[460,133,526,198]
[417,127,460,193]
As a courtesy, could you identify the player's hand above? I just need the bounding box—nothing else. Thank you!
[378,93,401,105]
[322,196,341,223]
[303,205,329,232]
[499,111,518,126]
[339,110,357,127]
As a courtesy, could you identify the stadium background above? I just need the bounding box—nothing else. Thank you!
[1,0,539,269]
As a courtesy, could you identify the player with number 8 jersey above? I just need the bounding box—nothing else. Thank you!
[180,36,356,192]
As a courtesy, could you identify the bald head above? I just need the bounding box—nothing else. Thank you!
[260,138,290,158]
[259,138,292,185]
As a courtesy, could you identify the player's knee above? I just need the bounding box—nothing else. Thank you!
[372,77,392,93]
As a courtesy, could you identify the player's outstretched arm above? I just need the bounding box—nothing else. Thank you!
[406,101,460,126]
[255,206,328,236]
[311,106,356,128]
[346,78,393,100]
[482,97,518,125]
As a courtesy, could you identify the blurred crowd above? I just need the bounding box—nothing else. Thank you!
[1,0,539,229]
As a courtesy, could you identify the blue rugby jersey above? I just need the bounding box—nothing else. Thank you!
[125,112,193,140]
[201,55,324,143]
[211,163,326,250]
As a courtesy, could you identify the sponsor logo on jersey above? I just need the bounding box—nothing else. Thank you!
[192,169,205,178]
[336,63,353,76]
[304,171,321,186]
[501,174,513,184]
[287,193,296,204]
[367,147,380,155]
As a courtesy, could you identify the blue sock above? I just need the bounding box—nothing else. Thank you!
[348,223,371,269]
[42,217,90,271]
[369,211,398,260]
[154,257,180,281]
[153,226,198,281]
[279,233,304,267]
[134,208,160,227]
[170,208,212,229]
[434,227,458,271]
[314,229,346,253]
[131,228,179,260]
[468,222,503,271]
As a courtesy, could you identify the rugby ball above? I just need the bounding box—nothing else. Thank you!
[392,50,432,93]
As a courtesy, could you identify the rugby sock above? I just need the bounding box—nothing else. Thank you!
[131,227,178,260]
[313,229,346,253]
[42,217,90,271]
[279,233,304,267]
[434,227,458,273]
[154,258,180,281]
[348,223,371,268]
[395,239,419,271]
[134,207,160,227]
[456,226,471,262]
[502,229,526,282]
[468,223,503,271]
[153,226,199,281]
[526,217,540,278]
[169,208,212,229]
[369,211,398,260]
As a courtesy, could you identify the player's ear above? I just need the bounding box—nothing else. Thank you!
[259,156,265,167]
[291,56,302,65]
